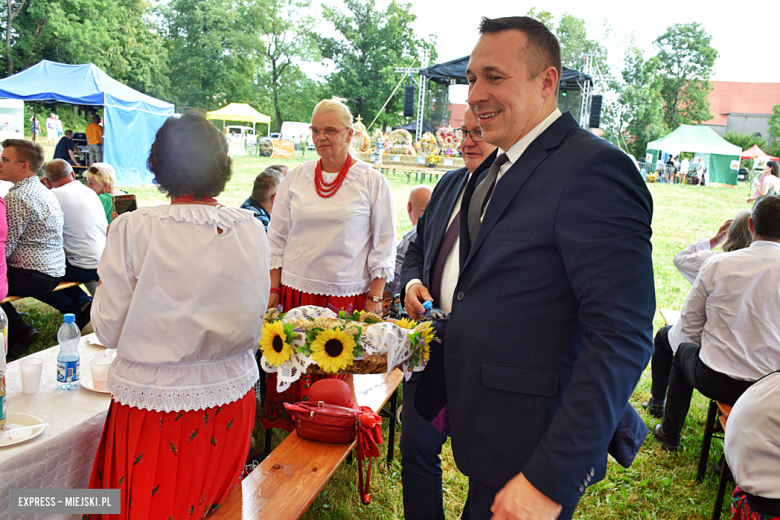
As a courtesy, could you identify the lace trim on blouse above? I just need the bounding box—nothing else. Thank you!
[281,270,370,297]
[135,204,253,229]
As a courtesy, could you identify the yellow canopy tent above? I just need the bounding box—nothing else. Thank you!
[206,103,271,136]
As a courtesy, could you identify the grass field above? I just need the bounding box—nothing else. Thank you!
[15,149,754,519]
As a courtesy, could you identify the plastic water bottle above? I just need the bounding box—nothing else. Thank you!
[421,301,447,320]
[56,313,81,390]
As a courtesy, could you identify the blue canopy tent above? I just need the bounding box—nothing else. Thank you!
[0,60,175,185]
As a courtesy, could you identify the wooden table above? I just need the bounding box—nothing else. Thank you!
[209,369,404,520]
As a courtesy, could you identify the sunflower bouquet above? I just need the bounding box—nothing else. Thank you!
[258,306,435,384]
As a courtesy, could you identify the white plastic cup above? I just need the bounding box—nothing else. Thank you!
[18,357,44,393]
[89,357,112,391]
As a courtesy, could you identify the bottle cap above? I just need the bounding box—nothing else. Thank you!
[63,313,75,323]
[422,301,433,311]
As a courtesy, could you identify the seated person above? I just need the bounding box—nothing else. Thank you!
[652,196,780,451]
[52,130,81,166]
[268,164,290,177]
[42,160,106,304]
[725,370,780,520]
[644,210,752,417]
[85,163,125,224]
[240,168,282,230]
[384,185,431,298]
[0,139,66,355]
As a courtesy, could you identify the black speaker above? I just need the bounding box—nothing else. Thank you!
[404,85,415,117]
[589,95,603,128]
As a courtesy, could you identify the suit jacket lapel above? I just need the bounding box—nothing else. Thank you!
[460,113,580,274]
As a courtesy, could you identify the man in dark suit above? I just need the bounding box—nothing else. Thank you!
[399,109,496,520]
[410,17,655,520]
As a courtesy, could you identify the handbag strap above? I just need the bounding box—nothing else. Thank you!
[356,428,372,504]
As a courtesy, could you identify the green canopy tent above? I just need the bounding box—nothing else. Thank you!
[646,125,742,187]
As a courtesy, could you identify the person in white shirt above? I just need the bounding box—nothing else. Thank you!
[724,370,780,518]
[42,159,107,298]
[643,210,752,419]
[263,97,395,432]
[653,195,780,452]
[86,112,270,519]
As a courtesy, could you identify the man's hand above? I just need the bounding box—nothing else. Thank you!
[268,292,280,310]
[404,283,432,320]
[490,473,562,520]
[709,218,733,249]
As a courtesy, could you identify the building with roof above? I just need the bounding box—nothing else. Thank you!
[702,81,780,143]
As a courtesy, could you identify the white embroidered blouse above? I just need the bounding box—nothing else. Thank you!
[267,158,396,296]
[93,204,271,413]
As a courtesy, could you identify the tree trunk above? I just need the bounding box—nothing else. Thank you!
[272,61,282,133]
[6,1,12,76]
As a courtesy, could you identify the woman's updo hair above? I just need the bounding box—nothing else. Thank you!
[722,210,752,252]
[147,112,232,198]
[767,160,779,178]
[312,97,354,130]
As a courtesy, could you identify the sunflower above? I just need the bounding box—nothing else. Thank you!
[396,317,418,330]
[310,328,356,373]
[414,322,435,345]
[259,321,294,366]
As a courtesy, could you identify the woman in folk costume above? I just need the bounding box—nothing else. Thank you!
[262,97,396,431]
[87,112,270,519]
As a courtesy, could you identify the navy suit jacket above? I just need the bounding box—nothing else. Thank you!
[416,112,655,512]
[400,166,470,307]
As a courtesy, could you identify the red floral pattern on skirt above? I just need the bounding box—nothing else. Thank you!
[732,486,780,520]
[85,390,255,520]
[261,285,366,431]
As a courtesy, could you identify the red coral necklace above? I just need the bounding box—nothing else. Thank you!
[314,156,352,198]
[171,194,218,203]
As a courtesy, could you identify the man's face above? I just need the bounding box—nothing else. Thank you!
[460,111,497,173]
[466,30,551,151]
[0,147,30,183]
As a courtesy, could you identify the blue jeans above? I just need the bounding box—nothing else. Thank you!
[401,371,448,520]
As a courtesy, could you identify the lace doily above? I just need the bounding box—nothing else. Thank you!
[260,305,426,391]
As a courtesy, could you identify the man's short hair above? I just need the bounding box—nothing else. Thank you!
[65,130,73,137]
[268,164,290,176]
[1,139,45,172]
[44,159,73,182]
[478,16,562,83]
[252,168,283,203]
[752,195,780,239]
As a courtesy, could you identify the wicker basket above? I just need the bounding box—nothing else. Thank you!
[306,354,389,375]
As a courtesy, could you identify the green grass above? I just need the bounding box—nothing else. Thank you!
[16,150,753,518]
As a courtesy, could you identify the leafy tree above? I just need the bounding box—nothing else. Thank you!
[525,7,554,28]
[244,0,320,131]
[722,131,767,152]
[768,104,780,141]
[161,0,259,109]
[556,14,609,76]
[257,64,323,128]
[4,0,25,75]
[653,23,717,128]
[319,0,436,128]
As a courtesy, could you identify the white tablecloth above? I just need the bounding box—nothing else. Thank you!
[0,335,112,519]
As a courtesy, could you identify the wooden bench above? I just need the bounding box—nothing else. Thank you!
[209,369,404,520]
[1,281,82,304]
[376,164,449,184]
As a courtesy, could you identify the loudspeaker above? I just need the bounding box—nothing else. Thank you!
[589,95,603,128]
[404,86,415,117]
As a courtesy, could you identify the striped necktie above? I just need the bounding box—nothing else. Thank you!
[430,211,459,305]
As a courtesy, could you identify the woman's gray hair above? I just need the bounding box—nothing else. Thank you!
[722,210,752,252]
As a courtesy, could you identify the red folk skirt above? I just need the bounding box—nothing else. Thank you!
[85,390,255,520]
[261,285,367,431]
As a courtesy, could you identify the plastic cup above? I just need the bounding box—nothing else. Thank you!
[18,357,44,393]
[89,357,112,391]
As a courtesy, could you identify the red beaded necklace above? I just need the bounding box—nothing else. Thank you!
[171,194,218,203]
[314,156,352,198]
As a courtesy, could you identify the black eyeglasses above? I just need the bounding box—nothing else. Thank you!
[460,128,484,143]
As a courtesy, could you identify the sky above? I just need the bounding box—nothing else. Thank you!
[310,0,780,104]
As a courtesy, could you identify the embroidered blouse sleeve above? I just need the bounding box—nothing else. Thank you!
[367,170,397,281]
[266,172,294,270]
[92,215,137,349]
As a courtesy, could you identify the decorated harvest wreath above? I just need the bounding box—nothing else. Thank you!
[416,132,440,157]
[259,306,435,392]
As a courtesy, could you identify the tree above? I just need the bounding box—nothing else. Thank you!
[722,131,767,152]
[244,0,320,131]
[653,23,717,128]
[4,0,25,75]
[319,0,435,128]
[161,0,259,109]
[768,104,780,141]
[556,14,609,76]
[525,7,554,28]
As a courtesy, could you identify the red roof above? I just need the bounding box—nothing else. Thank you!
[704,81,780,125]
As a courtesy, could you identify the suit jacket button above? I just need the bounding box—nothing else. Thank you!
[456,291,464,301]
[578,484,585,493]
[589,467,595,477]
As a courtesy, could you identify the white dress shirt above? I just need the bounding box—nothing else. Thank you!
[680,240,780,381]
[725,371,780,499]
[93,204,270,412]
[673,238,719,284]
[268,158,396,297]
[406,109,562,314]
[50,180,107,269]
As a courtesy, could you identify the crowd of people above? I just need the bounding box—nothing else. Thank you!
[2,14,779,520]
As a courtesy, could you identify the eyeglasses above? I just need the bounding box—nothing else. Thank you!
[310,126,349,137]
[0,158,27,165]
[460,128,484,143]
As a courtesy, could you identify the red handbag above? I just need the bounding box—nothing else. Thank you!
[284,401,383,503]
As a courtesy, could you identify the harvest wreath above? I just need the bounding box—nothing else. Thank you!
[259,306,435,391]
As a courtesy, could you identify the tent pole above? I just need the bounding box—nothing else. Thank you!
[33,102,37,142]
